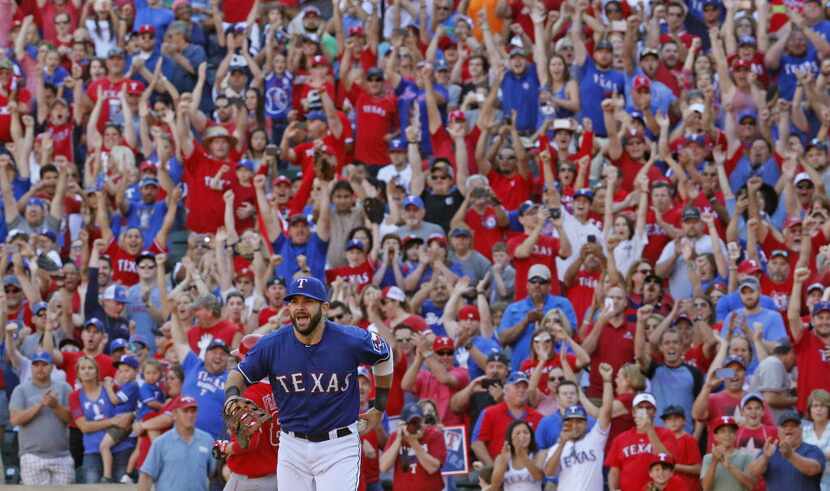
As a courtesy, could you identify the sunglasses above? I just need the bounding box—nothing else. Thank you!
[529,278,550,285]
[4,287,21,293]
[636,268,652,274]
[331,312,346,320]
[138,264,156,270]
[436,350,454,357]
[35,311,47,317]
[367,77,383,82]
[395,336,412,343]
[431,174,450,180]
[549,375,565,382]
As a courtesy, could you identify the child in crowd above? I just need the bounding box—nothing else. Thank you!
[100,355,140,483]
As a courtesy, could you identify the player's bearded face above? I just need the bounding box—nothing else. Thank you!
[289,299,324,335]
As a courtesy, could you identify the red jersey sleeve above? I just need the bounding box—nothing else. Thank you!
[69,390,82,420]
[604,432,623,468]
[476,408,493,444]
[426,427,448,464]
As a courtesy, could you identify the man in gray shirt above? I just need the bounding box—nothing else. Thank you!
[395,195,444,241]
[448,227,491,285]
[9,351,73,485]
[749,338,798,420]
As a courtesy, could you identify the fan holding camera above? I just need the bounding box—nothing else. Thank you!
[379,403,448,491]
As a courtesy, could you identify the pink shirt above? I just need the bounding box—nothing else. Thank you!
[413,367,470,426]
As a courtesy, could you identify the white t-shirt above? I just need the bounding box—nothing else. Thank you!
[376,164,412,193]
[547,423,609,491]
[556,211,603,281]
[612,232,648,278]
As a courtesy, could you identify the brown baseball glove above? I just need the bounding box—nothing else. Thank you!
[223,396,271,448]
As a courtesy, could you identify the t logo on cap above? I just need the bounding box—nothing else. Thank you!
[296,278,308,288]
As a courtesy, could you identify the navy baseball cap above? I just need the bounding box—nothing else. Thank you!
[506,371,530,386]
[84,318,104,331]
[129,334,150,348]
[32,301,48,315]
[449,227,472,238]
[114,355,139,370]
[403,195,425,209]
[345,239,366,252]
[814,301,830,316]
[139,177,159,188]
[402,403,424,422]
[110,338,128,352]
[31,351,52,364]
[285,276,328,303]
[724,356,746,369]
[778,410,801,426]
[388,138,406,152]
[207,339,230,353]
[239,159,256,172]
[306,111,327,122]
[660,405,686,420]
[574,188,594,201]
[518,200,538,215]
[136,250,156,264]
[487,351,510,365]
[367,67,385,79]
[738,35,757,46]
[563,405,588,421]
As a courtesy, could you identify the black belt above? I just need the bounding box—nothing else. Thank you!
[289,427,352,443]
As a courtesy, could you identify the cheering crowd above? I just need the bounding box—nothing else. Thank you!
[3,0,830,489]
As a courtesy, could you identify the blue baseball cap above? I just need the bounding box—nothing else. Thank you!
[110,338,128,352]
[518,200,539,216]
[345,239,366,252]
[629,110,645,122]
[139,177,160,188]
[738,110,757,123]
[574,188,594,201]
[239,159,256,172]
[32,301,48,315]
[563,405,588,420]
[506,371,530,386]
[102,284,128,303]
[724,356,746,369]
[306,111,327,122]
[402,195,425,210]
[114,355,139,370]
[129,334,150,348]
[31,351,52,364]
[28,197,47,208]
[402,403,424,422]
[84,318,104,332]
[388,138,406,152]
[738,35,757,46]
[285,276,328,303]
[813,301,830,316]
[207,338,230,353]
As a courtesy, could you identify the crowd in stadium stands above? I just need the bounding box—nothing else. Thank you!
[4,0,830,489]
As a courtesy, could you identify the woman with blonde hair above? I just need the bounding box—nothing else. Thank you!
[523,316,591,405]
[803,389,830,491]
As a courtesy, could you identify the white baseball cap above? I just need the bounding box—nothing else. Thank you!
[633,393,657,408]
[528,264,551,281]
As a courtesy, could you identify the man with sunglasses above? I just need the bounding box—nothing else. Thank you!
[379,403,447,491]
[401,335,469,426]
[343,67,398,170]
[126,252,164,353]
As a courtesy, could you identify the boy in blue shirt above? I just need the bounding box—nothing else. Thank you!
[100,355,141,483]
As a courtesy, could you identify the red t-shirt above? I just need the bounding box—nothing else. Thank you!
[387,352,409,417]
[386,426,447,491]
[612,153,664,193]
[487,170,531,212]
[584,320,636,398]
[605,426,680,491]
[464,206,506,260]
[0,81,31,142]
[430,125,482,175]
[60,351,115,388]
[346,84,398,166]
[643,207,682,264]
[45,122,74,161]
[229,179,257,232]
[413,368,469,426]
[359,428,381,489]
[702,390,775,450]
[105,239,164,287]
[476,401,542,459]
[507,234,562,298]
[226,382,279,478]
[607,392,635,453]
[673,432,703,491]
[326,261,374,292]
[519,355,577,394]
[222,0,256,22]
[792,330,830,413]
[761,275,792,313]
[183,143,238,233]
[87,77,130,133]
[186,320,239,358]
[567,269,601,325]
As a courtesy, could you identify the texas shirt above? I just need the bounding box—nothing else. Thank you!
[182,143,238,233]
[346,84,398,166]
[237,321,391,434]
[604,426,679,491]
[548,423,609,491]
[507,234,562,298]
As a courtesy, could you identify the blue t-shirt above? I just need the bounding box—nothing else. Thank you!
[237,321,391,434]
[535,411,597,449]
[500,66,541,133]
[647,363,703,433]
[181,352,228,439]
[395,78,448,156]
[576,59,625,137]
[777,47,819,100]
[497,295,578,372]
[124,200,168,246]
[79,387,135,454]
[113,380,140,414]
[715,291,779,321]
[467,336,502,380]
[765,442,825,491]
[133,0,174,48]
[137,382,164,420]
[420,299,446,336]
[264,72,293,121]
[272,232,328,282]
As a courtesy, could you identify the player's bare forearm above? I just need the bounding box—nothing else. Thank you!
[225,370,250,399]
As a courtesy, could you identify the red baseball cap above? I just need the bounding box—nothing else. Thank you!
[784,216,803,229]
[732,58,751,70]
[650,453,675,468]
[126,80,145,96]
[137,24,156,35]
[310,55,329,68]
[174,396,198,410]
[427,233,448,247]
[139,160,157,172]
[382,286,406,303]
[273,175,292,187]
[458,305,480,321]
[433,336,455,352]
[713,416,739,432]
[737,259,761,275]
[449,110,466,123]
[235,267,254,279]
[632,74,651,92]
[348,25,365,37]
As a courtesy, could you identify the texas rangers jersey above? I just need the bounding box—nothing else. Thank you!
[237,321,391,434]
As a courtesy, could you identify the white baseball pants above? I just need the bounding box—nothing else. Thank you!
[277,424,361,491]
